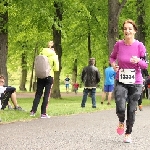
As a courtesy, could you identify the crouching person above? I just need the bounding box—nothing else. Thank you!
[0,75,23,110]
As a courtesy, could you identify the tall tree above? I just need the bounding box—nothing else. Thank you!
[51,1,63,98]
[62,0,108,86]
[136,0,145,44]
[136,0,146,98]
[8,1,54,91]
[0,1,8,85]
[19,50,27,91]
[108,0,127,54]
[71,58,77,90]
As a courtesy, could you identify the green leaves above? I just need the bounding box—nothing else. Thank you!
[5,0,150,86]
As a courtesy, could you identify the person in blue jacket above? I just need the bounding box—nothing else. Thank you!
[101,63,117,105]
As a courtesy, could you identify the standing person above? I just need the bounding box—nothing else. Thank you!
[73,81,79,94]
[101,63,117,105]
[64,75,70,93]
[137,94,143,111]
[146,75,150,99]
[30,41,59,118]
[81,58,100,108]
[138,79,145,110]
[135,78,145,113]
[144,76,149,99]
[141,69,149,99]
[135,69,148,113]
[110,19,148,143]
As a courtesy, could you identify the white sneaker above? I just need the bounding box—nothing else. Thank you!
[30,111,35,117]
[124,134,132,143]
[41,114,50,119]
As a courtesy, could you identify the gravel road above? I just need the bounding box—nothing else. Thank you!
[0,106,150,150]
[16,92,102,98]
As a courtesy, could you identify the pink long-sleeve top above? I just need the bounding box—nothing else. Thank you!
[110,40,148,84]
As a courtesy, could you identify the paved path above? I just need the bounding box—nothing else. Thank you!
[0,106,150,150]
[16,92,102,98]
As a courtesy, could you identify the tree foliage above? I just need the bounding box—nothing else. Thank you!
[1,0,149,91]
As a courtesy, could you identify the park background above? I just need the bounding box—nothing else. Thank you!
[0,0,150,98]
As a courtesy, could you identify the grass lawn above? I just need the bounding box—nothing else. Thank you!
[1,95,150,124]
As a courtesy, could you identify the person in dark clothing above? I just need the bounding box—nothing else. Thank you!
[0,75,23,110]
[135,80,145,113]
[136,69,149,112]
[141,69,149,99]
[81,58,100,108]
[138,94,143,110]
[146,76,150,99]
[144,77,148,99]
[30,41,59,118]
[138,82,145,110]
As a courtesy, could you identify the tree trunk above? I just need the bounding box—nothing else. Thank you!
[29,46,38,92]
[136,0,146,98]
[71,58,77,91]
[19,52,27,91]
[0,11,8,85]
[88,31,91,59]
[136,0,145,44]
[108,0,127,99]
[51,71,61,98]
[108,0,127,54]
[51,1,63,98]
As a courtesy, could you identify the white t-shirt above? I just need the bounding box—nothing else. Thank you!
[0,86,6,97]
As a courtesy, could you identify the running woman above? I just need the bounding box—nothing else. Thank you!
[110,19,148,143]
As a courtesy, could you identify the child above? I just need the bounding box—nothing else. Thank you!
[73,81,79,94]
[64,75,70,93]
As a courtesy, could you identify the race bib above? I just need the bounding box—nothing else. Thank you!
[119,69,135,84]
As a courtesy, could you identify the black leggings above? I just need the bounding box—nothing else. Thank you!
[138,93,143,106]
[115,81,142,134]
[31,76,53,114]
[1,92,11,110]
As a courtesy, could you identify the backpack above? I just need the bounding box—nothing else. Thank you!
[34,55,50,79]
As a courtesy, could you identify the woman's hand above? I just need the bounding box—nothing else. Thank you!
[130,56,140,64]
[111,62,119,72]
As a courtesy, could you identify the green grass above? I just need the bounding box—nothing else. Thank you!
[1,96,150,124]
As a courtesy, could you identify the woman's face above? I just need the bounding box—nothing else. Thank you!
[123,23,136,39]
